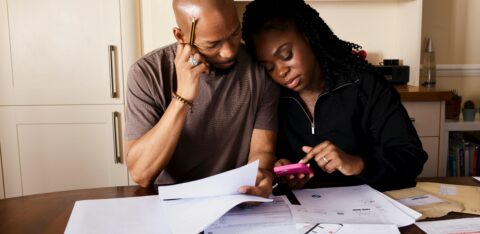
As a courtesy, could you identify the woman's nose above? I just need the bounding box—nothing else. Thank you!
[278,66,289,79]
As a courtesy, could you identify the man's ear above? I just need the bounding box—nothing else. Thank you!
[173,27,187,43]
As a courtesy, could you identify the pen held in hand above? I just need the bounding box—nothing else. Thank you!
[188,18,196,45]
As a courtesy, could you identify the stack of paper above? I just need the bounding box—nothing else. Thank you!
[158,160,272,233]
[416,217,480,234]
[384,186,464,219]
[289,185,421,227]
[204,184,420,234]
[65,160,272,234]
[66,161,422,234]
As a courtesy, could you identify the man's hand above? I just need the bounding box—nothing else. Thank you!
[174,43,209,102]
[275,158,313,189]
[238,168,274,198]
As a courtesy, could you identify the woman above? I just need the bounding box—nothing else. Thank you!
[242,0,427,191]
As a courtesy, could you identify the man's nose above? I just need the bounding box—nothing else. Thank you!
[219,41,235,60]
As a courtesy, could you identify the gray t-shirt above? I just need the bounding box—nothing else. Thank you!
[125,43,279,185]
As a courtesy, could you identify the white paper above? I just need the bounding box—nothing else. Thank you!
[397,194,444,207]
[379,193,422,221]
[65,195,171,234]
[439,184,458,195]
[305,223,400,234]
[158,160,275,234]
[162,194,272,234]
[158,160,258,199]
[474,176,480,182]
[204,196,296,234]
[66,161,271,234]
[289,185,418,227]
[415,217,480,234]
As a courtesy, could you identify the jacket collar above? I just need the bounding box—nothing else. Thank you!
[280,74,359,98]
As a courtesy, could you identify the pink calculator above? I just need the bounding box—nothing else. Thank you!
[274,163,313,177]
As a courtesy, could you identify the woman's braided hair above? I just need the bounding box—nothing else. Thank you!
[242,0,376,85]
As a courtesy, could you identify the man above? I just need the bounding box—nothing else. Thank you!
[124,0,279,198]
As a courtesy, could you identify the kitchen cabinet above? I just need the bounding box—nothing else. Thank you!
[0,106,127,197]
[397,85,452,177]
[0,0,141,198]
[402,101,442,177]
[0,0,126,105]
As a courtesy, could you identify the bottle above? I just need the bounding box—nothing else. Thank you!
[421,38,436,87]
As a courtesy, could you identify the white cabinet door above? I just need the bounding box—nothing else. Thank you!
[0,105,128,198]
[402,101,441,137]
[403,101,442,177]
[0,0,124,105]
[418,137,439,177]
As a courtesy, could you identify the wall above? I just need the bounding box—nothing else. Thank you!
[422,0,480,106]
[141,0,423,85]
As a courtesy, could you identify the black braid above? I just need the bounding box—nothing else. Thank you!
[242,0,376,87]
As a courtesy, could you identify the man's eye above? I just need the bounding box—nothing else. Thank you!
[206,42,219,49]
[232,29,241,37]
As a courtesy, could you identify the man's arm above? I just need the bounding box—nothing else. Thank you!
[239,129,277,198]
[126,100,189,187]
[125,43,208,188]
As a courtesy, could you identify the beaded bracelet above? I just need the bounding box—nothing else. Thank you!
[171,92,193,109]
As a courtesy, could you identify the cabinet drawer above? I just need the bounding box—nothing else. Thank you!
[402,101,441,137]
[418,137,439,177]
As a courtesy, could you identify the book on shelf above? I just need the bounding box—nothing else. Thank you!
[447,132,480,176]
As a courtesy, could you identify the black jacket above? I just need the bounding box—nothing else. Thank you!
[277,72,428,191]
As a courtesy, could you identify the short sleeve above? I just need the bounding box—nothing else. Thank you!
[124,63,164,141]
[253,76,280,131]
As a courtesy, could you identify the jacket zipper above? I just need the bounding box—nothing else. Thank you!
[283,97,317,134]
[281,80,359,135]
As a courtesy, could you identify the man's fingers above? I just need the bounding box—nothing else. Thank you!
[239,185,269,198]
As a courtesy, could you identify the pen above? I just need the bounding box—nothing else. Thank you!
[411,195,429,200]
[188,18,196,45]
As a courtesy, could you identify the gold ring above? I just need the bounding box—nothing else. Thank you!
[322,157,329,163]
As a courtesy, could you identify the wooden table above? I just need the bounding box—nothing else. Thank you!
[0,177,478,234]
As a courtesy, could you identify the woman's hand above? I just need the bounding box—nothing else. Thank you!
[299,141,365,176]
[275,159,313,189]
[174,43,209,102]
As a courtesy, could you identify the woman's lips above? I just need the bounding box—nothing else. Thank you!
[285,76,300,89]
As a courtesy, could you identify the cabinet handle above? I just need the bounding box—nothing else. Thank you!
[410,117,416,122]
[109,45,118,98]
[112,111,122,164]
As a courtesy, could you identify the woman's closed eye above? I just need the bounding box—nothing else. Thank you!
[263,63,275,73]
[279,51,293,61]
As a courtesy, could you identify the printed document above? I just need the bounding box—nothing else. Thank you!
[65,195,171,234]
[158,160,273,234]
[204,196,297,234]
[416,217,480,234]
[66,160,272,234]
[289,185,420,227]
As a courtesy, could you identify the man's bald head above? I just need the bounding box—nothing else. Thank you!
[172,0,241,70]
[173,0,237,37]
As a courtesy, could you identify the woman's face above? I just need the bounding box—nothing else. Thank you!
[254,24,319,92]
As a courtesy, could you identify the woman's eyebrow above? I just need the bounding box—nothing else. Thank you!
[273,43,291,56]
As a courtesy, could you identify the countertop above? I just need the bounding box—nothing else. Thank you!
[395,85,453,102]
